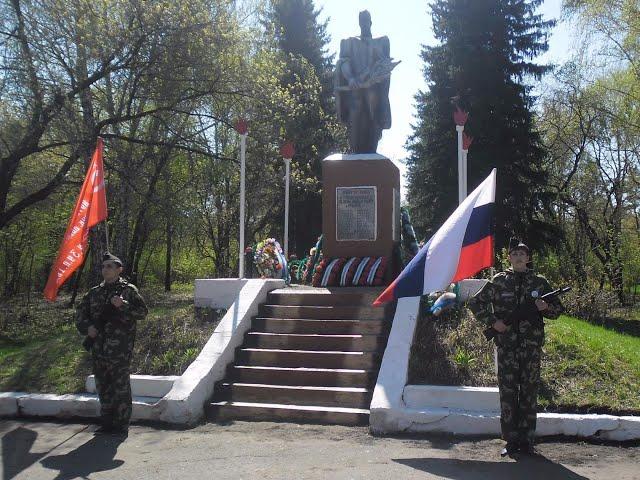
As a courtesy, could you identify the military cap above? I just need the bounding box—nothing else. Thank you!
[102,252,123,266]
[508,237,530,254]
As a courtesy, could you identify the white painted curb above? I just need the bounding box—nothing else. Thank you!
[85,374,178,398]
[370,296,640,441]
[404,385,499,411]
[0,392,26,416]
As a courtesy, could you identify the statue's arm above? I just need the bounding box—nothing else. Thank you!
[380,36,390,58]
[338,39,357,87]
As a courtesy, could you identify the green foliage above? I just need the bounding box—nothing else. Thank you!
[532,1,640,304]
[406,0,558,251]
[452,349,477,369]
[0,0,348,291]
[562,286,620,322]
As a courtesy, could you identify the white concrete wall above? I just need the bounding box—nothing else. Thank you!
[86,375,178,398]
[370,296,421,434]
[391,408,640,441]
[0,392,25,416]
[194,279,248,308]
[456,279,488,301]
[403,385,499,412]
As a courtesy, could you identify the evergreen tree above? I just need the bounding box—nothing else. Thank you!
[406,0,557,251]
[264,0,347,257]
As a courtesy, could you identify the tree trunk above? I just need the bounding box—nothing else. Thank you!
[165,219,173,292]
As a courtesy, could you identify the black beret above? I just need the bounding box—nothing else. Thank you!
[508,238,530,254]
[102,252,123,266]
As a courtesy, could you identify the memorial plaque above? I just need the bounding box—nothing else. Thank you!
[336,186,377,241]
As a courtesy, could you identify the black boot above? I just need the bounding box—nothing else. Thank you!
[500,442,519,457]
[519,441,535,454]
[94,425,114,435]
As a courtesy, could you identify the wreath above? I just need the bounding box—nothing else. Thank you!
[253,238,289,281]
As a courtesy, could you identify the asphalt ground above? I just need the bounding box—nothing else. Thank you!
[1,419,638,479]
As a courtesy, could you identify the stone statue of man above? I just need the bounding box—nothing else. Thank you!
[335,10,398,154]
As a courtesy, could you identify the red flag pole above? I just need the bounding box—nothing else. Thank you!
[104,219,110,252]
[100,138,110,252]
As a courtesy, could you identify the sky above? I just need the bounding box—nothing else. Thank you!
[314,0,574,197]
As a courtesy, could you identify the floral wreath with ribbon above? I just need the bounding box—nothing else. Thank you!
[253,238,289,282]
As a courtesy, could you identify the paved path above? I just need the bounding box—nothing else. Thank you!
[1,419,638,479]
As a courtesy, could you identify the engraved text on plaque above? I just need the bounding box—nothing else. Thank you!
[336,186,377,241]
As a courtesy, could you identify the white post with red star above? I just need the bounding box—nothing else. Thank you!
[235,119,248,278]
[280,142,295,260]
[454,107,469,205]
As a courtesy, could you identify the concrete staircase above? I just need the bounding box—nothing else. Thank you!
[206,288,392,426]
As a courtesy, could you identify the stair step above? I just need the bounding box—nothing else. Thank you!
[252,317,388,335]
[236,348,381,369]
[259,305,386,320]
[215,382,372,408]
[244,332,386,351]
[267,288,384,306]
[205,288,392,426]
[206,401,369,426]
[229,365,376,387]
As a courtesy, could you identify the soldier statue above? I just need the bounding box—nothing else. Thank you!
[335,10,398,153]
[468,239,564,457]
[76,252,148,435]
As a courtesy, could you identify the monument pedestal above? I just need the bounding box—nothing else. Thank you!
[322,153,401,284]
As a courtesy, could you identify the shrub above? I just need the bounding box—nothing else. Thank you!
[562,287,619,322]
[408,305,494,386]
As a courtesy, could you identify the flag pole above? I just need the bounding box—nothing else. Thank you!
[104,220,110,252]
[280,142,295,260]
[462,132,472,203]
[239,132,246,278]
[235,119,248,279]
[456,125,464,204]
[99,137,109,253]
[284,157,291,259]
[453,106,469,205]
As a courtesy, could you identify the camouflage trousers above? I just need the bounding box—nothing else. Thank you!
[92,357,132,429]
[496,345,542,444]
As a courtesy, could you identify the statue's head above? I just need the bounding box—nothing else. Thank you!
[359,10,372,36]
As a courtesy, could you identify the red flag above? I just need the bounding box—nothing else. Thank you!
[44,139,108,301]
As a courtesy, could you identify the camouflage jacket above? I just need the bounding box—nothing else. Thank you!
[76,277,148,362]
[468,268,563,348]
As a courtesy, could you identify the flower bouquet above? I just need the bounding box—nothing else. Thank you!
[253,238,289,282]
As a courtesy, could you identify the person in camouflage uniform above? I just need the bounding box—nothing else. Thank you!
[76,253,148,435]
[468,240,563,456]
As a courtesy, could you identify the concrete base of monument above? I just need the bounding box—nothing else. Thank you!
[370,296,640,441]
[0,279,285,425]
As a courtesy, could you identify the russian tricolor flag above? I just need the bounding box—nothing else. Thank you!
[373,169,496,306]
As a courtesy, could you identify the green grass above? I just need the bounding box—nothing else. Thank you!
[0,324,90,393]
[409,309,640,415]
[0,284,223,394]
[539,315,640,414]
